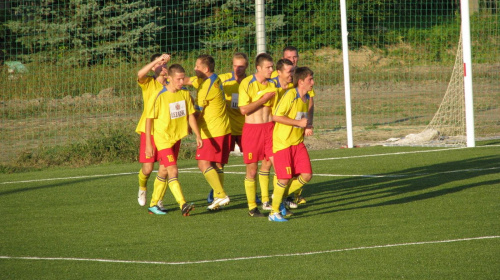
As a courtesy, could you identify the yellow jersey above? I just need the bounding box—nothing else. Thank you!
[191,74,231,139]
[145,87,195,150]
[135,76,163,135]
[273,88,310,153]
[219,72,245,136]
[269,76,293,111]
[238,74,278,111]
[271,70,316,98]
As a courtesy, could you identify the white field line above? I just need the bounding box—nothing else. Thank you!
[0,235,498,266]
[2,146,499,185]
[2,165,499,185]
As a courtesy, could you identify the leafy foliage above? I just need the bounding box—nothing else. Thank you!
[6,0,164,65]
[2,0,464,64]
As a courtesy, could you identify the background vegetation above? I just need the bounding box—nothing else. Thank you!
[0,1,498,172]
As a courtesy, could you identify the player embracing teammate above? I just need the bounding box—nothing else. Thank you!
[268,67,315,222]
[134,49,314,221]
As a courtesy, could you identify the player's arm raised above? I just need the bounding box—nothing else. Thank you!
[137,54,170,84]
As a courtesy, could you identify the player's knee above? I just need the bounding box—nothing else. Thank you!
[246,171,257,179]
[261,160,272,169]
[198,160,209,172]
[166,166,178,178]
[301,173,312,182]
[157,166,168,178]
[142,163,154,175]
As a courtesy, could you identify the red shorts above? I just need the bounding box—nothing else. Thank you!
[230,135,243,152]
[158,141,181,167]
[139,133,158,163]
[274,142,312,179]
[241,122,274,164]
[196,134,231,164]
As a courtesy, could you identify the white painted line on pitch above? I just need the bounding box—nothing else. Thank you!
[0,235,498,266]
[2,146,499,185]
[0,172,139,185]
[222,145,500,168]
[2,165,499,185]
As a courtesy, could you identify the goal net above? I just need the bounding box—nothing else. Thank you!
[386,32,466,147]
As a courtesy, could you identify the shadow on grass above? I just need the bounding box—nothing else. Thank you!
[0,176,113,197]
[293,154,500,218]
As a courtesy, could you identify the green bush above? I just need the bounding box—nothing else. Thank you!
[1,125,199,173]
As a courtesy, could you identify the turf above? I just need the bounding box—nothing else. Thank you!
[0,145,499,279]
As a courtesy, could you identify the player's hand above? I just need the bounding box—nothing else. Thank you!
[305,126,313,136]
[297,118,308,128]
[196,136,203,149]
[263,91,276,101]
[145,145,154,159]
[157,54,170,64]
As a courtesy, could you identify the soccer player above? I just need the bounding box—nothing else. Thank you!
[239,53,278,217]
[270,58,294,103]
[219,52,248,152]
[185,55,232,210]
[206,52,248,204]
[136,53,170,209]
[269,67,314,222]
[273,46,314,205]
[145,64,202,216]
[267,58,299,210]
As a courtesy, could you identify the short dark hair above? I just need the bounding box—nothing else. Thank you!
[150,53,161,62]
[255,53,273,68]
[233,52,249,66]
[197,54,215,72]
[276,59,294,71]
[168,64,185,76]
[283,46,298,54]
[293,67,313,88]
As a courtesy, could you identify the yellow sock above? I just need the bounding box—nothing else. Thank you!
[159,175,168,202]
[150,175,167,207]
[288,175,308,195]
[244,177,257,210]
[203,167,227,198]
[138,169,149,191]
[272,181,287,214]
[168,178,186,209]
[258,170,270,203]
[294,188,303,199]
[216,167,225,187]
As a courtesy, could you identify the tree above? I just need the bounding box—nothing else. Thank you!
[183,0,285,53]
[6,0,164,65]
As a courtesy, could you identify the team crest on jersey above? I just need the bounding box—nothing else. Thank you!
[170,100,186,119]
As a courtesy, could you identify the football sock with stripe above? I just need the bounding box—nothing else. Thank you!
[168,177,186,209]
[150,175,167,207]
[203,167,227,198]
[272,181,287,214]
[244,177,257,210]
[258,170,270,203]
[287,175,308,195]
[138,168,150,191]
[216,167,225,187]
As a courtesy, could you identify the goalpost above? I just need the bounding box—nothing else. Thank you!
[255,1,475,148]
[388,0,475,147]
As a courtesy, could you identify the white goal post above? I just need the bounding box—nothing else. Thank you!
[255,0,475,148]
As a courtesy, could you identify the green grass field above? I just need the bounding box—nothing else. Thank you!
[1,144,499,279]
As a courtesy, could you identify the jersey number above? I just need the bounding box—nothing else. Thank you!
[167,155,174,162]
[286,167,292,175]
[248,153,253,160]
